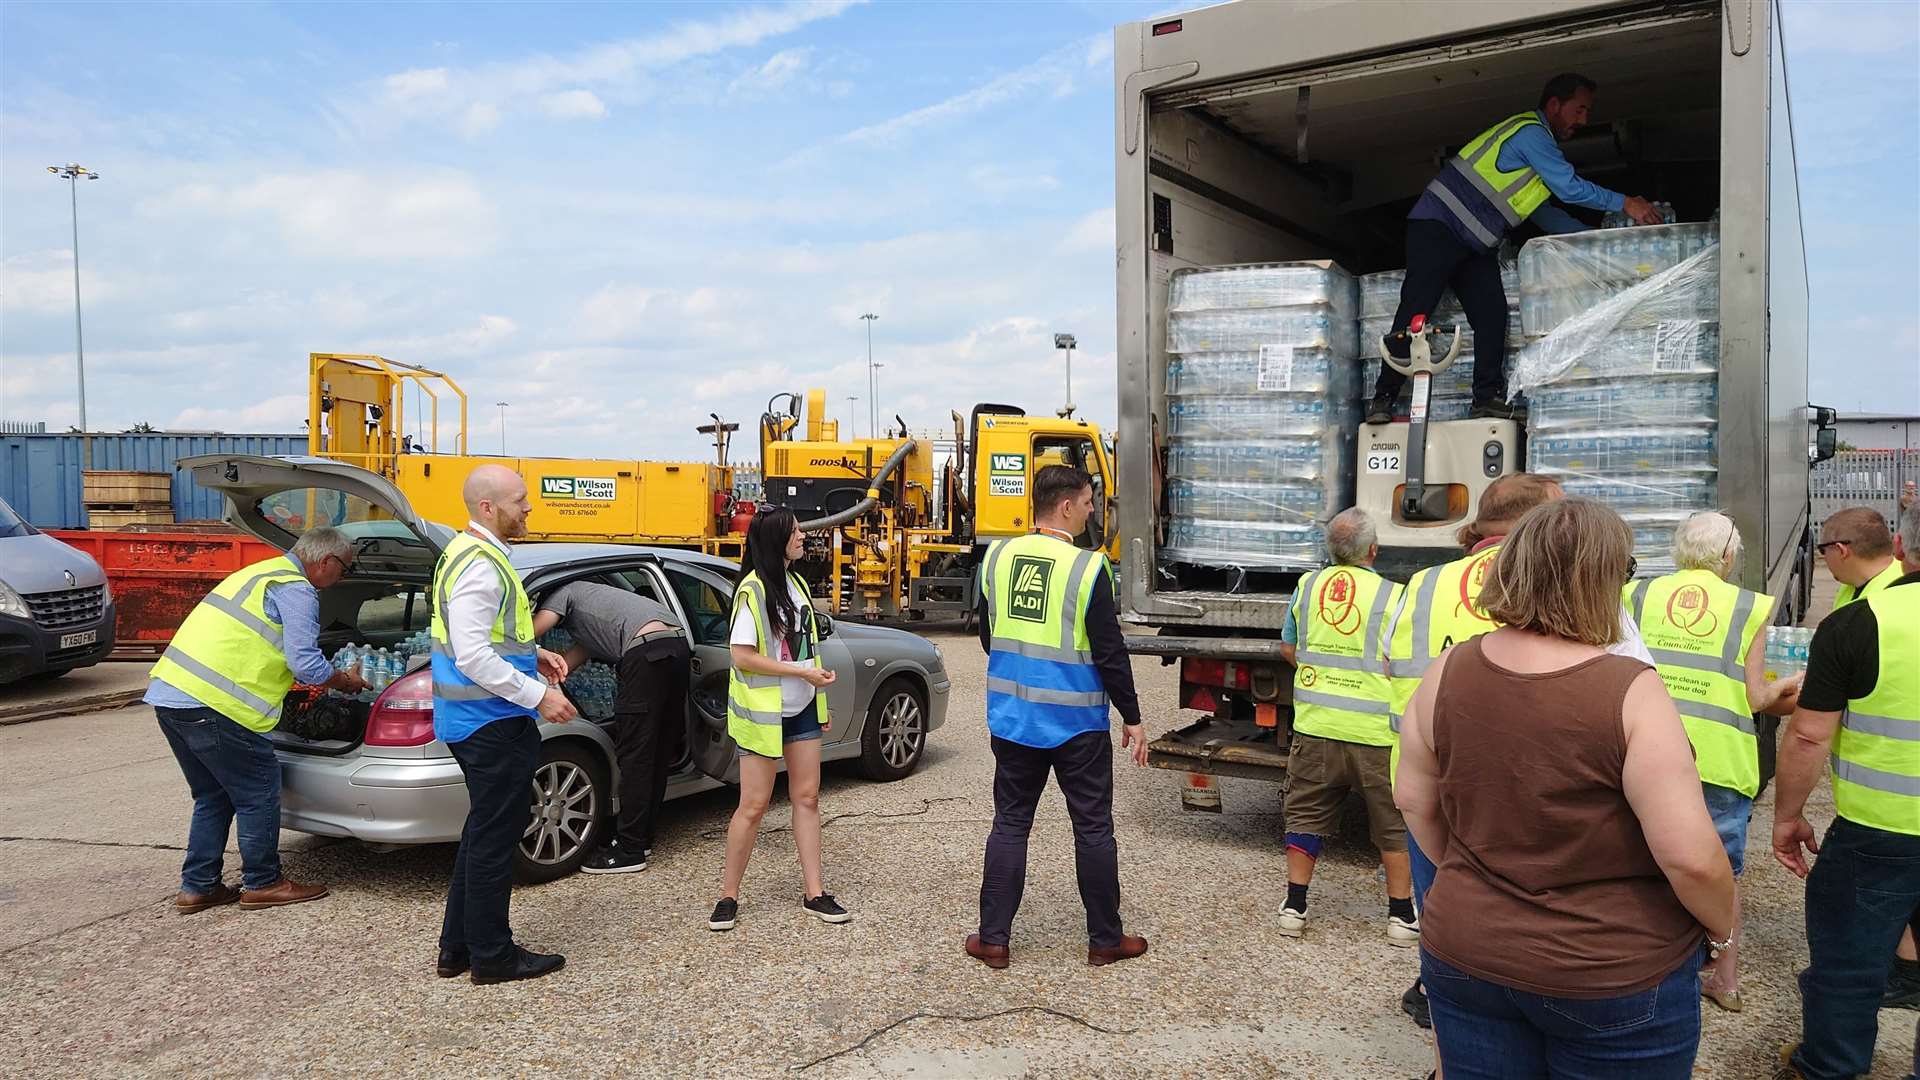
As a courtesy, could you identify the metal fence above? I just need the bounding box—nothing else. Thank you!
[0,432,308,529]
[1811,449,1920,533]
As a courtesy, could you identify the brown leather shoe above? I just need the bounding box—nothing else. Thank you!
[174,883,241,914]
[965,933,1009,970]
[1087,934,1149,967]
[237,878,329,909]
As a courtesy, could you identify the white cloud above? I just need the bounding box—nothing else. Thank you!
[168,393,309,432]
[1784,0,1920,55]
[967,163,1060,196]
[577,283,732,341]
[0,252,109,314]
[1060,206,1114,254]
[143,169,499,261]
[729,47,812,97]
[831,34,1103,147]
[538,90,609,119]
[356,0,862,135]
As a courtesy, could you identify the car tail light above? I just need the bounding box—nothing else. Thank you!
[1180,657,1251,691]
[365,669,436,746]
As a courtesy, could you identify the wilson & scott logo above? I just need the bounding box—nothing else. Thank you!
[1009,555,1052,623]
[541,476,617,501]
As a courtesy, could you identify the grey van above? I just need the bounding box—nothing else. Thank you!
[0,495,116,685]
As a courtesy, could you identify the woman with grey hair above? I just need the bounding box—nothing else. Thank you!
[1624,510,1802,1011]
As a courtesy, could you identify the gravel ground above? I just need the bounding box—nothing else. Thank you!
[0,619,1914,1079]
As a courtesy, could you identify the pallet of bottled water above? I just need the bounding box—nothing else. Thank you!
[1162,518,1327,569]
[1167,437,1340,484]
[1357,265,1520,322]
[1622,509,1697,576]
[1555,475,1717,514]
[1527,374,1718,433]
[1763,625,1814,680]
[1162,261,1359,574]
[1518,222,1719,336]
[1528,426,1717,474]
[1515,322,1719,383]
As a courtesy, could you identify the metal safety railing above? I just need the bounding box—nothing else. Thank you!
[1812,449,1920,532]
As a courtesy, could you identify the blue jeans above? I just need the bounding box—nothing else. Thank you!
[1701,783,1753,877]
[155,706,283,892]
[1794,818,1920,1080]
[1409,829,1438,910]
[1423,947,1705,1079]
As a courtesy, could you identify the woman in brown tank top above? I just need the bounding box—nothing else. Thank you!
[1394,498,1736,1079]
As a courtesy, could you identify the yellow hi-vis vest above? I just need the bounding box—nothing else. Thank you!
[1835,559,1903,610]
[980,533,1109,747]
[1626,570,1774,797]
[727,570,830,759]
[428,532,538,743]
[1423,112,1554,248]
[1290,564,1401,747]
[151,555,309,732]
[1383,543,1506,781]
[1833,584,1920,836]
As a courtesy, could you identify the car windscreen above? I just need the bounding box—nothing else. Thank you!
[0,498,35,538]
[256,489,432,569]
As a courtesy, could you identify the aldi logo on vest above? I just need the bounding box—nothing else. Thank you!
[540,476,617,501]
[1009,555,1052,623]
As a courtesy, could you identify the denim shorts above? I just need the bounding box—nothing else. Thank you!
[1701,782,1754,877]
[736,705,823,759]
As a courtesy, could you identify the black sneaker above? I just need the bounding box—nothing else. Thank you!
[1469,398,1523,421]
[1365,395,1397,425]
[1885,958,1920,1010]
[708,897,738,932]
[802,893,852,924]
[1401,979,1431,1029]
[579,846,647,875]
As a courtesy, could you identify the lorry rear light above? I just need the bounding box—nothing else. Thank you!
[1180,657,1250,690]
[364,669,436,747]
[1152,18,1182,35]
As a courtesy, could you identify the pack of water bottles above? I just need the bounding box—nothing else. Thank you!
[1162,262,1361,570]
[1763,625,1814,681]
[1355,265,1522,421]
[1357,265,1520,321]
[329,638,429,701]
[1510,221,1724,570]
[562,661,619,720]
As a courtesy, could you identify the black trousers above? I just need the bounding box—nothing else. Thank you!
[1371,218,1511,406]
[978,730,1124,949]
[612,636,689,852]
[441,714,541,969]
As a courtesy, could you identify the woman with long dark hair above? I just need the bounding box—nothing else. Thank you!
[707,507,845,932]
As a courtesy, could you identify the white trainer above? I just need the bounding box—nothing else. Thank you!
[1387,914,1421,947]
[1277,906,1308,937]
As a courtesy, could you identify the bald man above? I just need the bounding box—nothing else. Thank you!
[431,464,577,986]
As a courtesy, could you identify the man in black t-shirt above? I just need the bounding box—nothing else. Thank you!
[1772,502,1920,1080]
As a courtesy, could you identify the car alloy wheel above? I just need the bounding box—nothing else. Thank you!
[879,690,924,769]
[522,759,598,867]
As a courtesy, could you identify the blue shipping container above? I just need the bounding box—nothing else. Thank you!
[0,433,308,529]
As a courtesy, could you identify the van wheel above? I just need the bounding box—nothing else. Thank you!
[859,677,927,782]
[514,741,607,883]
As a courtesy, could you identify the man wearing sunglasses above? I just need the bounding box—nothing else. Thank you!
[147,526,370,915]
[1818,508,1902,610]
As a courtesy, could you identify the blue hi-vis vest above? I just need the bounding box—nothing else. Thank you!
[981,532,1110,748]
[429,532,538,743]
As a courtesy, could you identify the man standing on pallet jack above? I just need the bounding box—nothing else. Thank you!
[1366,73,1664,425]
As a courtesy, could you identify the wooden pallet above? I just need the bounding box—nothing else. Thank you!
[86,506,176,528]
[82,470,172,506]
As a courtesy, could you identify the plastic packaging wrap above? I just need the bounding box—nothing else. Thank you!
[1167,349,1349,397]
[1167,478,1336,524]
[1554,475,1717,513]
[1529,426,1718,474]
[1162,518,1326,569]
[1167,437,1338,484]
[1528,374,1718,433]
[1168,308,1359,356]
[1170,263,1359,314]
[1168,394,1347,439]
[1515,224,1719,342]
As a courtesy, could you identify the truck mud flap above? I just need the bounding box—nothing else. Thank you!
[1147,715,1288,783]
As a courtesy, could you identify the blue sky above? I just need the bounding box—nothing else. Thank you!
[2,0,1915,458]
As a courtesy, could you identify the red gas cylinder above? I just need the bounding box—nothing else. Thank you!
[728,500,758,535]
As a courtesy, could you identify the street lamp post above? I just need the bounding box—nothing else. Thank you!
[859,313,879,438]
[46,163,99,432]
[844,395,858,436]
[495,401,509,455]
[1054,333,1077,418]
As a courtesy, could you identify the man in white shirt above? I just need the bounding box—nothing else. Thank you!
[431,464,576,986]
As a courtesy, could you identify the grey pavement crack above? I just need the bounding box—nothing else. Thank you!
[699,796,973,840]
[0,835,188,852]
[792,1005,1137,1071]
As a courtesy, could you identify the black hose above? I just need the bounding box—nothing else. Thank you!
[798,440,917,531]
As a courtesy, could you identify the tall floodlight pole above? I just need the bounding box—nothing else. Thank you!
[1054,333,1078,418]
[496,401,509,455]
[845,395,858,435]
[46,163,99,431]
[860,313,879,438]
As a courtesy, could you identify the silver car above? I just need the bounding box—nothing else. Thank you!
[185,454,950,881]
